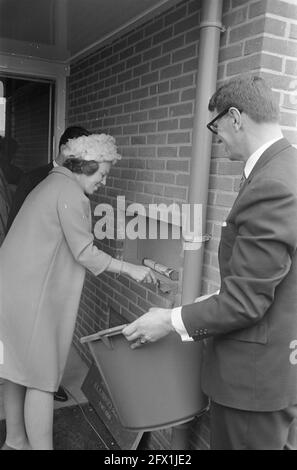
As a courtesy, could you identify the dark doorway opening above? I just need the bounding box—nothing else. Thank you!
[0,75,55,188]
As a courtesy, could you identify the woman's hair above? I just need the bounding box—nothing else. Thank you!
[208,75,280,123]
[63,158,99,175]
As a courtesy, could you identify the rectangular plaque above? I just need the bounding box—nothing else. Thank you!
[81,362,143,450]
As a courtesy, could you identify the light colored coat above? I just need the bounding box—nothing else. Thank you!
[0,166,111,392]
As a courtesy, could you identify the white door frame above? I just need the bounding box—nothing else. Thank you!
[0,53,69,156]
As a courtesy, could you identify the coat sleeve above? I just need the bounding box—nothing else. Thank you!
[57,185,112,276]
[181,177,297,338]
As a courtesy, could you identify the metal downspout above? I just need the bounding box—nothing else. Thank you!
[171,0,224,450]
[181,0,224,306]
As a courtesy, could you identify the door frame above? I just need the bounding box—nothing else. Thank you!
[0,53,69,157]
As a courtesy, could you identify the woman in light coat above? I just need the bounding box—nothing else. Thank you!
[0,134,155,450]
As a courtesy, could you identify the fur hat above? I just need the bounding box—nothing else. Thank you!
[61,134,121,164]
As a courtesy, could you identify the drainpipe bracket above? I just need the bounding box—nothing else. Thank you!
[182,233,212,243]
[199,21,226,33]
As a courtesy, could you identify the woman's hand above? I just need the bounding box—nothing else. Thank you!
[123,262,157,284]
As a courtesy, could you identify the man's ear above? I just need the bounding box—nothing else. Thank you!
[229,107,241,131]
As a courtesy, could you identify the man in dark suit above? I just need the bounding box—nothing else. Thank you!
[6,125,90,402]
[123,75,297,449]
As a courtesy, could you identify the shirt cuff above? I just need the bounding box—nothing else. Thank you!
[171,306,193,342]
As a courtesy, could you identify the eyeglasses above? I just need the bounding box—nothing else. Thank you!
[206,108,230,135]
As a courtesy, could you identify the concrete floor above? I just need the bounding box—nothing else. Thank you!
[0,345,89,419]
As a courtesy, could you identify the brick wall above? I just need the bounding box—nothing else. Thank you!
[67,0,297,450]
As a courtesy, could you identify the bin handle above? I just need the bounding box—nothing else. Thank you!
[80,324,128,344]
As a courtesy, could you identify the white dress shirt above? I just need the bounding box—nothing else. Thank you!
[171,137,282,341]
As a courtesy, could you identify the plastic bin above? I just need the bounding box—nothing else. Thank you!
[81,325,207,431]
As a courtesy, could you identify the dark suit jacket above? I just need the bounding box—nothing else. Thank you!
[6,162,53,232]
[182,138,297,411]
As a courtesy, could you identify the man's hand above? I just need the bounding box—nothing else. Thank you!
[122,308,174,349]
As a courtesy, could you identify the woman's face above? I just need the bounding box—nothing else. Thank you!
[78,161,112,195]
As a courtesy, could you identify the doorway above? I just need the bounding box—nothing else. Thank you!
[0,75,55,187]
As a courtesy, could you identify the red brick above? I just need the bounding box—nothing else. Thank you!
[168,132,191,144]
[265,17,287,37]
[260,71,296,91]
[120,47,134,61]
[183,57,198,73]
[147,134,167,144]
[141,71,159,86]
[180,117,194,129]
[125,78,140,91]
[172,44,197,63]
[151,54,171,71]
[127,29,144,45]
[262,36,297,58]
[138,146,156,157]
[127,54,142,69]
[229,18,265,43]
[158,91,180,105]
[181,87,196,101]
[139,122,157,133]
[162,35,185,54]
[249,0,267,18]
[144,183,164,196]
[157,146,178,158]
[140,97,158,109]
[145,18,164,37]
[150,81,170,95]
[169,102,193,116]
[219,44,243,62]
[174,13,199,35]
[146,159,166,170]
[152,26,173,45]
[176,173,190,186]
[132,87,149,99]
[223,6,248,27]
[136,170,154,182]
[232,0,250,7]
[209,175,234,191]
[226,54,261,76]
[133,63,150,78]
[155,172,175,184]
[149,108,170,122]
[215,192,237,207]
[179,146,192,158]
[166,160,189,171]
[285,60,297,76]
[260,53,283,72]
[157,119,179,131]
[160,63,183,80]
[290,24,297,40]
[135,37,152,53]
[267,0,297,20]
[185,26,200,45]
[131,135,146,145]
[143,46,162,61]
[164,5,187,26]
[171,74,194,90]
[244,36,264,55]
[131,111,148,122]
[164,186,187,200]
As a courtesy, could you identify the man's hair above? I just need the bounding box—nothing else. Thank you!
[208,75,280,123]
[58,126,90,149]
